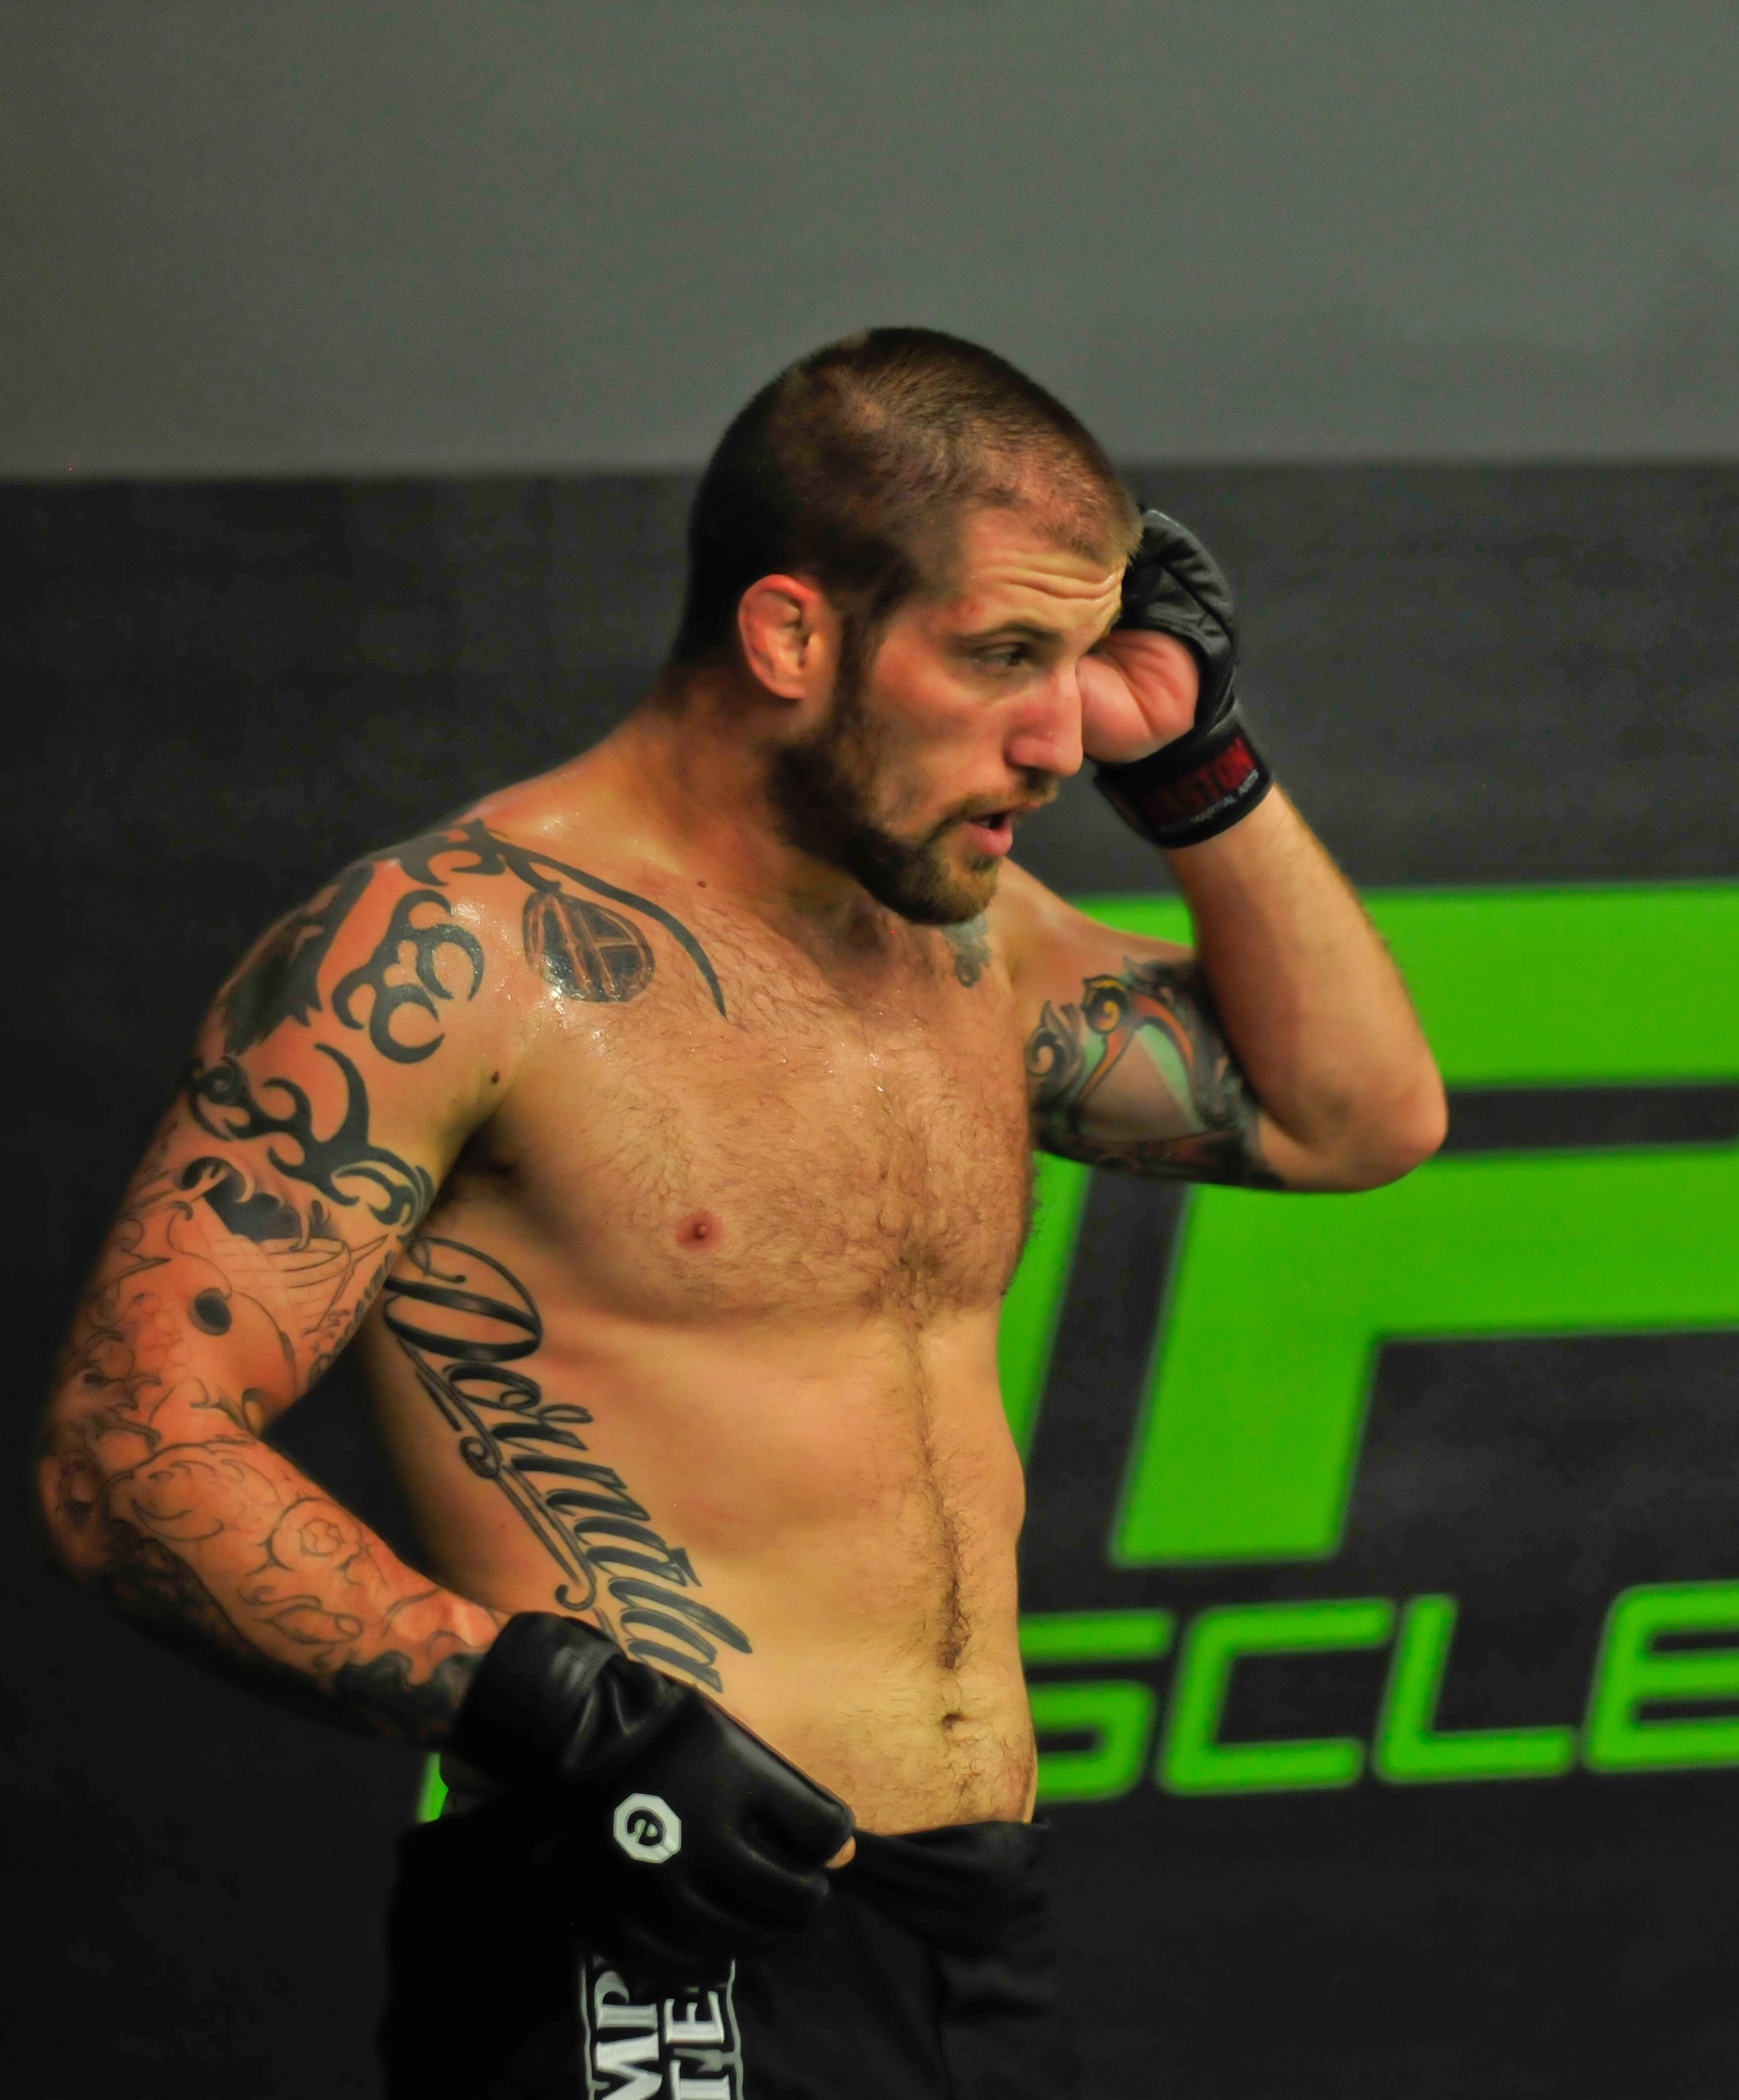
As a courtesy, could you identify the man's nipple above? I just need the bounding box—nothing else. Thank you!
[675,1210,723,1251]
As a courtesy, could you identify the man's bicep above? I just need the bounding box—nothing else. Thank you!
[57,1035,444,1454]
[1009,887,1286,1188]
[57,861,506,1430]
[38,1087,412,1591]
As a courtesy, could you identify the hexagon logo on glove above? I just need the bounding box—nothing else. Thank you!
[611,1791,683,1864]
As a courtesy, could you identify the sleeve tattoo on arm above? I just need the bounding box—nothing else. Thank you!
[1027,956,1282,1188]
[50,816,730,1737]
[382,1237,751,1694]
[46,1154,486,1742]
[187,1043,434,1229]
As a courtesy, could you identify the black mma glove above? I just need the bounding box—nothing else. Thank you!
[450,1612,854,1975]
[1092,509,1274,848]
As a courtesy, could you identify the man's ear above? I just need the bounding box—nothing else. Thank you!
[736,574,838,704]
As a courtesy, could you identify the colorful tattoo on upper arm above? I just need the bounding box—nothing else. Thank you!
[1026,956,1282,1188]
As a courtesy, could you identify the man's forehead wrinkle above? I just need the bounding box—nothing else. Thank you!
[944,528,1123,638]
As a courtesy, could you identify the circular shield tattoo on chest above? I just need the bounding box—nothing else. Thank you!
[522,890,655,1003]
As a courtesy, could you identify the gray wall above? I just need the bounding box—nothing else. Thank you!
[4,0,1738,476]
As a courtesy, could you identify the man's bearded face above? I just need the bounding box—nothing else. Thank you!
[768,645,1034,926]
[766,507,1127,922]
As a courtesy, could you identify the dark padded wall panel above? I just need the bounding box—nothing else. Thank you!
[5,470,1738,2096]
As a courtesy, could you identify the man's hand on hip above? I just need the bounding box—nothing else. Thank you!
[451,1612,856,1976]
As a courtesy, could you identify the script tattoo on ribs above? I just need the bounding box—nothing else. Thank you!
[1027,956,1281,1187]
[381,1236,751,1692]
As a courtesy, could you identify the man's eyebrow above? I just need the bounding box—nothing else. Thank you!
[955,618,1067,647]
[956,608,1126,650]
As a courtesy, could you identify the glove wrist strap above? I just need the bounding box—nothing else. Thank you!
[450,1611,617,1792]
[1093,712,1273,849]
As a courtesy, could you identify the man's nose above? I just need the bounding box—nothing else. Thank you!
[1006,670,1084,779]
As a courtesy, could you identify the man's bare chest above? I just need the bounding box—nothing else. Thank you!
[470,952,1036,1324]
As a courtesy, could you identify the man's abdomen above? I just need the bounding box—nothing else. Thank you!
[356,1247,1035,1832]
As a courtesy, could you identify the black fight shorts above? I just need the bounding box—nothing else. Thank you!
[380,1803,1078,2098]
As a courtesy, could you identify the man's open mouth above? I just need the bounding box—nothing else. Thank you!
[959,807,1021,856]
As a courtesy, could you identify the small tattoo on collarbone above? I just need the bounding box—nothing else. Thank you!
[523,890,654,1004]
[943,915,992,989]
[395,818,725,1016]
[217,816,727,1068]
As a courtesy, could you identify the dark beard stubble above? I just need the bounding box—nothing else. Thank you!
[768,676,1006,928]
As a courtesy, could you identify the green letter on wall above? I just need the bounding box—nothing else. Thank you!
[1585,1582,1739,1773]
[1064,886,1739,1565]
[1159,1599,1395,1794]
[1022,1610,1174,1805]
[1375,1595,1576,1784]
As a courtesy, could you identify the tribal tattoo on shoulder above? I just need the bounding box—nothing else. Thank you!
[187,1043,434,1229]
[217,814,725,1065]
[1026,956,1283,1188]
[396,818,724,1012]
[222,863,376,1054]
[332,889,484,1064]
[381,1237,750,1694]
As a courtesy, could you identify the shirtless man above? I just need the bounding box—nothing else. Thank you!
[38,329,1445,2097]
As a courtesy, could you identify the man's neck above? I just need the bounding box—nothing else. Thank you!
[572,681,885,945]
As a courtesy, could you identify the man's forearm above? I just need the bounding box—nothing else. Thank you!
[44,1420,501,1743]
[1168,789,1446,1184]
[41,1370,501,1745]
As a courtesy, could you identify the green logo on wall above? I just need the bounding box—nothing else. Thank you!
[1009,883,1739,1801]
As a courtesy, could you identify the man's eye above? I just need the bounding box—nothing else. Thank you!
[980,646,1028,670]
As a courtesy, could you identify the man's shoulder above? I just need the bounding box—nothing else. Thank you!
[986,858,1086,961]
[213,829,515,1074]
[363,794,728,1023]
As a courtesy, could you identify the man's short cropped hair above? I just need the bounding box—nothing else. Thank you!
[666,327,1141,675]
